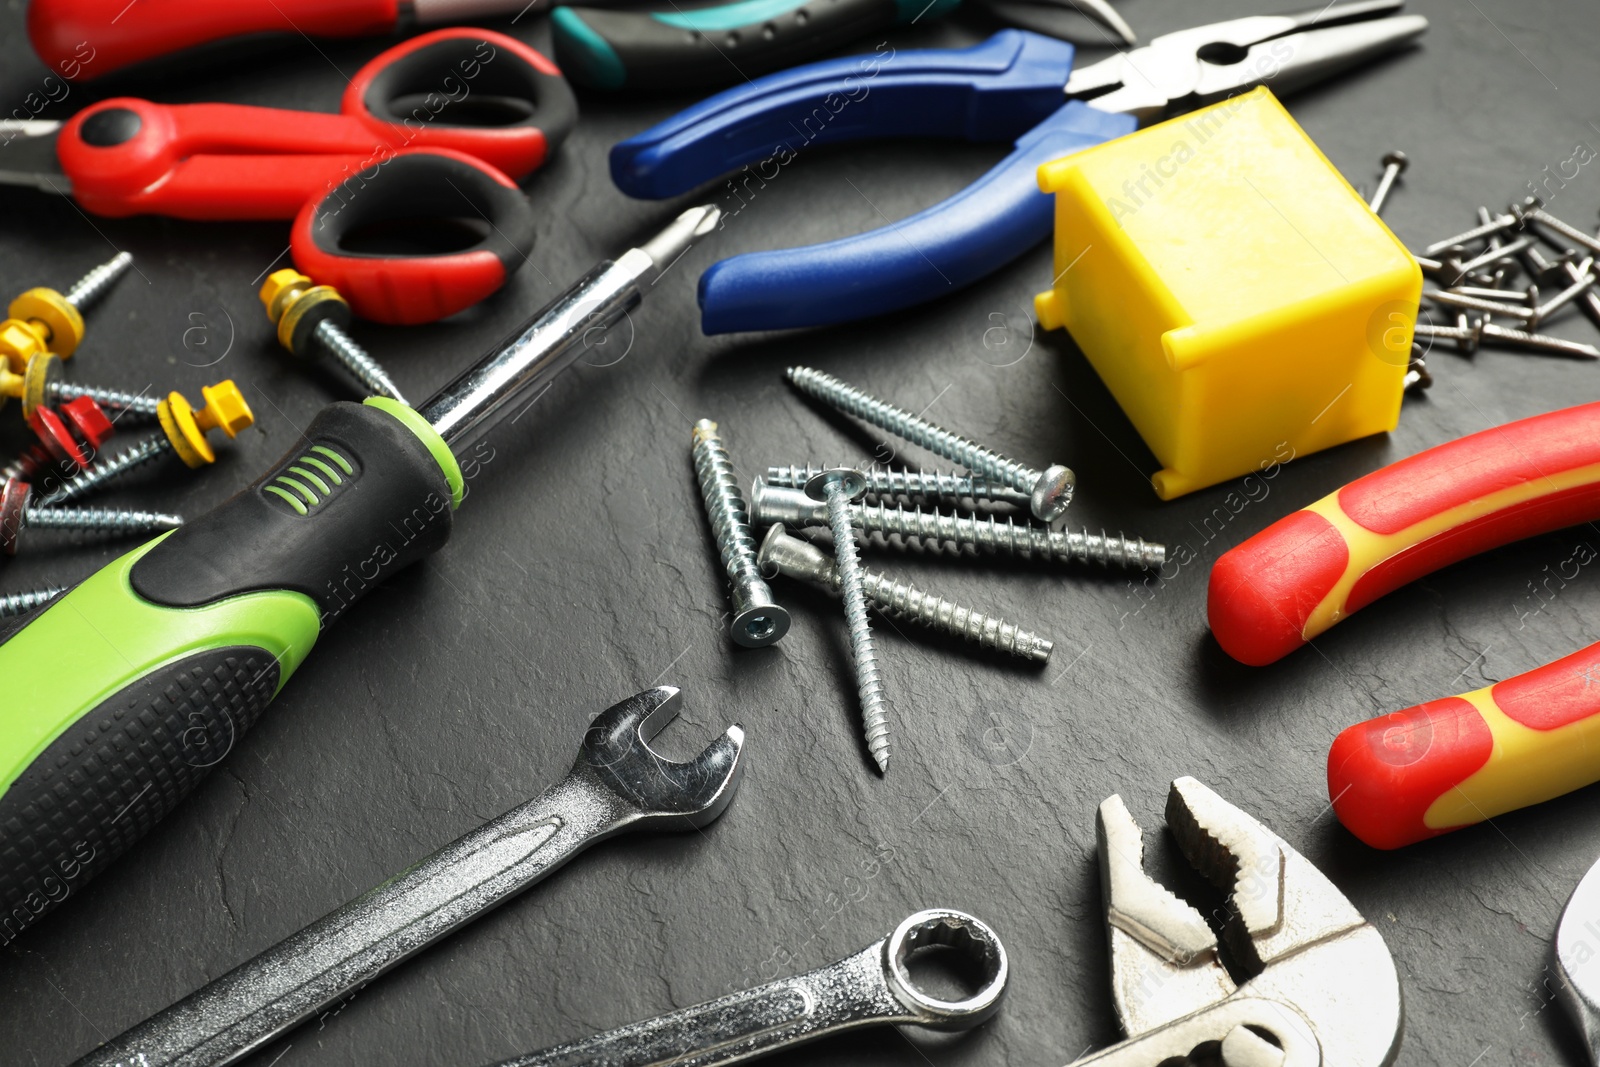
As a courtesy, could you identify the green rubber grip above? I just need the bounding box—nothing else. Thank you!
[0,400,463,942]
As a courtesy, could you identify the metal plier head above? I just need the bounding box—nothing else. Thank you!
[1065,0,1429,123]
[1075,778,1402,1066]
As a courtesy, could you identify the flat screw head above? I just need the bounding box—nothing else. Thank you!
[731,596,790,649]
[1382,150,1408,172]
[758,522,832,585]
[804,467,868,502]
[1031,464,1076,527]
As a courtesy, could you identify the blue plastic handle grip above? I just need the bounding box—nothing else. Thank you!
[696,101,1138,335]
[610,30,1077,199]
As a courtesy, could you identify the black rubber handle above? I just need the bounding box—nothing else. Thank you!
[0,402,456,941]
[361,31,578,149]
[552,0,901,90]
[132,401,455,616]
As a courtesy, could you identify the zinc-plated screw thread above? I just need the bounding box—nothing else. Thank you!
[785,366,1074,525]
[862,573,1051,662]
[822,476,889,773]
[848,500,1165,569]
[24,504,182,535]
[691,420,789,648]
[759,525,1052,663]
[0,585,67,618]
[64,252,134,311]
[312,320,407,405]
[37,434,169,505]
[47,381,161,418]
[766,464,1032,507]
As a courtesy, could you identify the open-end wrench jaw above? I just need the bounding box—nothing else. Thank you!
[1076,777,1403,1067]
[579,686,746,831]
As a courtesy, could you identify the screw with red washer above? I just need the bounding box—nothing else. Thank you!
[28,396,117,470]
[2,396,118,494]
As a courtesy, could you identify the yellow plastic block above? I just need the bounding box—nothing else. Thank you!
[1033,88,1421,500]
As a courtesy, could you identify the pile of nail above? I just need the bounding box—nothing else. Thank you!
[0,253,255,618]
[691,366,1166,776]
[1411,196,1600,363]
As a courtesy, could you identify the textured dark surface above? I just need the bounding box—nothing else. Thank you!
[0,2,1597,1065]
[0,650,279,944]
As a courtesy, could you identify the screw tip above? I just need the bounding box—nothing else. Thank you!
[864,713,891,775]
[870,741,890,775]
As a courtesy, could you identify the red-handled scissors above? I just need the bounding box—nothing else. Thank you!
[0,27,577,324]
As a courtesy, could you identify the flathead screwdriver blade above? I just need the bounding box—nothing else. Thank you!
[418,205,721,451]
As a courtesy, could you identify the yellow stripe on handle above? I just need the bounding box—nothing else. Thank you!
[1300,459,1600,641]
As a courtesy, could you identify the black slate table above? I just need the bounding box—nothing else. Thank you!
[2,1,1597,1063]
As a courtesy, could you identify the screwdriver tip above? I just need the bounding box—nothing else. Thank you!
[638,205,721,272]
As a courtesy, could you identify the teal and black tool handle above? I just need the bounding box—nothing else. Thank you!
[551,0,961,90]
[0,398,463,942]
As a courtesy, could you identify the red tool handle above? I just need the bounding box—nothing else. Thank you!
[1330,639,1600,848]
[339,28,574,181]
[1209,401,1600,666]
[54,30,574,219]
[29,0,400,81]
[289,149,537,325]
[59,98,405,219]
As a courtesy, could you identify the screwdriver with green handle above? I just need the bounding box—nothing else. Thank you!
[0,205,720,941]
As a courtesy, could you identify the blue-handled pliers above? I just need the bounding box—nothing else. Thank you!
[610,0,1429,335]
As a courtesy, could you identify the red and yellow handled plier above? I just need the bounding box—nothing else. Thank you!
[1209,401,1600,848]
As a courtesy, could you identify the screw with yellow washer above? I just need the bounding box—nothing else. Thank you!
[0,252,133,370]
[260,269,407,403]
[0,352,162,421]
[39,382,255,505]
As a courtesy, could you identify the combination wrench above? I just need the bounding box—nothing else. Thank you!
[487,908,1008,1067]
[71,686,746,1067]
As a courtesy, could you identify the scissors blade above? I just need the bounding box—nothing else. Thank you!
[0,120,72,196]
